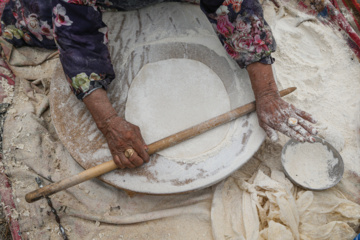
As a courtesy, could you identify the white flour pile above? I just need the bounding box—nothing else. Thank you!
[282,141,340,189]
[125,58,231,162]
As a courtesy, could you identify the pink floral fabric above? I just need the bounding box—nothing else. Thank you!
[1,0,276,99]
[200,0,276,68]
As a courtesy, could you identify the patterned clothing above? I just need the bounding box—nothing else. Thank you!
[1,0,276,99]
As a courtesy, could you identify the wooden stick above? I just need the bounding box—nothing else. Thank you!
[25,87,296,203]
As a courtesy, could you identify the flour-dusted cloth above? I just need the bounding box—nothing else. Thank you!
[3,71,360,239]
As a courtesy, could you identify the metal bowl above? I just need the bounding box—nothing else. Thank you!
[281,136,344,191]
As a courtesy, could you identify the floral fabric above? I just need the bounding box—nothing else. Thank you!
[200,0,276,68]
[1,0,276,99]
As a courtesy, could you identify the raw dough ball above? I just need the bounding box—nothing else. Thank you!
[125,59,231,161]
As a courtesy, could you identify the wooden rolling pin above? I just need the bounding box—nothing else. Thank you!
[25,87,296,203]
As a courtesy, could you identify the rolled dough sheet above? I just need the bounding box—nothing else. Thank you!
[125,58,231,162]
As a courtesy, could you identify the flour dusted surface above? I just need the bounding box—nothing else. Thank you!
[125,59,231,162]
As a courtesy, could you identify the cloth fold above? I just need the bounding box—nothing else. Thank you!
[211,167,360,240]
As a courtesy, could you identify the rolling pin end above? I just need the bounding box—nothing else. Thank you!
[25,192,43,203]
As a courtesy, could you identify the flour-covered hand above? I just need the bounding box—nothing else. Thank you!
[256,94,318,142]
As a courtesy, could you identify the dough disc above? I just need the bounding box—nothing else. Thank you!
[125,59,231,161]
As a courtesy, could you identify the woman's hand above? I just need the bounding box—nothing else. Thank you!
[83,88,149,169]
[247,62,318,142]
[256,93,317,142]
[98,116,149,169]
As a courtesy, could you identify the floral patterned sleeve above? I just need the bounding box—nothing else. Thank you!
[1,0,274,99]
[52,0,115,99]
[201,0,276,68]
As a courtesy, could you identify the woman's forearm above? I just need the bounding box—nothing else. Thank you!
[246,62,279,101]
[83,88,118,129]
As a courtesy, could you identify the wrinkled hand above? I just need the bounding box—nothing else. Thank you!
[99,116,150,169]
[256,94,318,142]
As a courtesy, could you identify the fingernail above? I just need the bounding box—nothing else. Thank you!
[309,137,316,143]
[312,128,318,135]
[299,137,305,142]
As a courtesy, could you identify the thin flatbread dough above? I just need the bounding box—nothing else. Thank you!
[125,59,231,161]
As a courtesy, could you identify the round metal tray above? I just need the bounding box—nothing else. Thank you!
[281,136,344,191]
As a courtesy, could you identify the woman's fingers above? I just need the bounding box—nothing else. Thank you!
[133,139,150,163]
[113,155,125,169]
[261,123,279,142]
[298,118,318,135]
[115,141,147,168]
[113,149,145,169]
[291,122,315,142]
[118,152,136,169]
[294,107,317,124]
[126,150,145,167]
[132,127,150,163]
[279,123,305,142]
[125,124,149,164]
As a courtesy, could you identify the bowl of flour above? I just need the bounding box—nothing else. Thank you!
[281,136,344,190]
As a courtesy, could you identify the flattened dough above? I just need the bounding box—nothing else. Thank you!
[125,59,231,161]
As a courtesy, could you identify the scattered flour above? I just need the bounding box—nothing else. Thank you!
[125,58,231,162]
[1,77,14,104]
[263,2,360,194]
[282,141,340,189]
